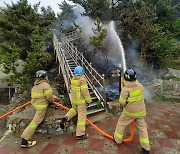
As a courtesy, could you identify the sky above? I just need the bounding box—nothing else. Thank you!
[0,0,68,14]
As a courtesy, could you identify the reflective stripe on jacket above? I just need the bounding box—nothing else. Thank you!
[31,80,53,110]
[70,75,92,105]
[119,79,146,118]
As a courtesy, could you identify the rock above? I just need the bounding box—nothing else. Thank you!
[68,125,76,133]
[38,129,47,133]
[161,73,171,80]
[168,68,180,78]
[56,127,64,134]
[144,79,163,100]
[19,121,27,128]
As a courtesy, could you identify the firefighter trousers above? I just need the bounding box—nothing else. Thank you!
[65,104,87,136]
[114,113,150,151]
[21,109,47,140]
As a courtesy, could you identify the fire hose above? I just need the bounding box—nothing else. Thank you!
[0,101,135,142]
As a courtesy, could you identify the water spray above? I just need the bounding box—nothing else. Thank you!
[109,21,127,72]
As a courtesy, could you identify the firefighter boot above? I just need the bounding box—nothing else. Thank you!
[76,134,88,140]
[21,138,36,148]
[142,148,149,154]
[60,116,68,129]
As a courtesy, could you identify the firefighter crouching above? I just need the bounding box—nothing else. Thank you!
[60,66,92,140]
[21,70,54,148]
[114,68,150,154]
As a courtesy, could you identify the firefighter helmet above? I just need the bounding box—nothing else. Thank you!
[124,68,136,81]
[36,70,47,79]
[74,66,84,76]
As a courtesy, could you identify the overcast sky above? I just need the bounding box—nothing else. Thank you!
[0,0,68,13]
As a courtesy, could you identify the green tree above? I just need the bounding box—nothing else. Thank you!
[173,18,180,40]
[90,18,107,47]
[146,0,180,34]
[70,0,112,21]
[90,18,108,62]
[0,0,56,92]
[71,0,180,67]
[114,0,163,64]
[57,0,78,34]
[145,0,180,66]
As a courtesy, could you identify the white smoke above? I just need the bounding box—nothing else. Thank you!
[73,6,127,71]
[74,6,96,46]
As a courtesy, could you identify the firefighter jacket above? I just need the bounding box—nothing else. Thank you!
[31,80,53,110]
[119,80,146,118]
[70,75,92,104]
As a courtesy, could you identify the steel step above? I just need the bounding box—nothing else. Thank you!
[88,87,93,91]
[67,61,75,64]
[68,64,76,66]
[56,36,106,117]
[87,108,105,115]
[69,66,75,68]
[89,91,95,95]
[91,97,98,100]
[87,102,97,108]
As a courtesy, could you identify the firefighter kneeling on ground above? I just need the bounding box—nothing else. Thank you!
[114,68,150,154]
[60,66,92,140]
[21,70,57,148]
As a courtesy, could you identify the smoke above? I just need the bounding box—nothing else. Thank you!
[73,7,127,72]
[144,87,153,102]
[126,41,159,83]
[55,3,160,78]
[73,6,96,46]
[53,3,163,102]
[126,40,141,66]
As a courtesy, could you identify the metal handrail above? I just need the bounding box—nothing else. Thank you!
[53,35,73,94]
[62,38,106,104]
[64,40,104,86]
[53,33,106,108]
[61,29,82,42]
[63,43,104,102]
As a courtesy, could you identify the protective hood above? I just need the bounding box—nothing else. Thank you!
[73,75,85,80]
[34,79,47,85]
[123,80,139,88]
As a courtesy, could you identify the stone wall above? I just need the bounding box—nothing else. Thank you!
[7,104,69,134]
[162,80,180,98]
[5,86,72,134]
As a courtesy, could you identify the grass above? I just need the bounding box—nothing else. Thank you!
[153,94,180,103]
[87,100,103,110]
[64,97,71,108]
[160,56,180,70]
[96,100,103,109]
[171,76,180,81]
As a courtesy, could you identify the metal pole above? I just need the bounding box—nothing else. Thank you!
[117,65,122,94]
[76,49,77,63]
[102,74,107,109]
[90,62,93,83]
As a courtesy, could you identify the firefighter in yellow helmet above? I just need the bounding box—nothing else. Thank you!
[60,66,92,140]
[21,70,54,148]
[114,68,150,154]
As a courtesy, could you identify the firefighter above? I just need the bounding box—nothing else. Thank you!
[21,70,54,148]
[60,66,92,140]
[114,68,150,154]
